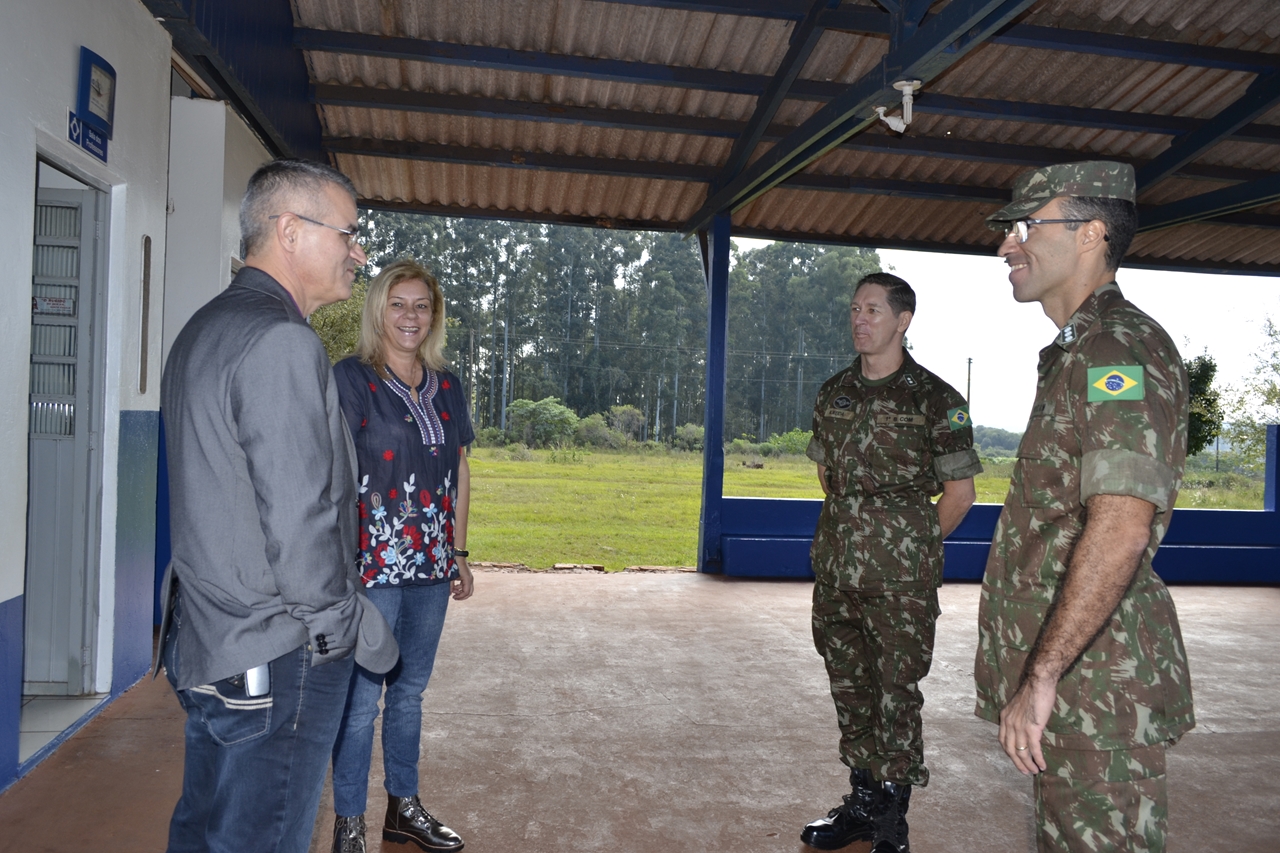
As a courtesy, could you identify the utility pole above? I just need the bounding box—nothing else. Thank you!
[795,329,805,429]
[655,374,663,442]
[469,328,477,428]
[759,355,768,440]
[672,370,679,433]
[966,357,973,403]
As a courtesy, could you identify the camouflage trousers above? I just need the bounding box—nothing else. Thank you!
[811,581,939,787]
[1035,742,1168,853]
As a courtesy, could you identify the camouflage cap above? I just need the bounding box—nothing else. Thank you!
[984,161,1135,230]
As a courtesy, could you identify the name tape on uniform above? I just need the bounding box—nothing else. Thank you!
[1086,365,1144,401]
[874,414,926,426]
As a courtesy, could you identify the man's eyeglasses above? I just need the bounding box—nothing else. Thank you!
[269,213,364,248]
[1004,218,1093,244]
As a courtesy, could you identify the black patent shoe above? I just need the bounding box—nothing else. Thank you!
[801,770,878,850]
[332,814,366,853]
[870,782,912,853]
[383,795,465,852]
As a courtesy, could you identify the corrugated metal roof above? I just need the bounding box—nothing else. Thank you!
[289,0,1280,273]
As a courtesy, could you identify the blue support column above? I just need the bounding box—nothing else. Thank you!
[698,213,732,573]
[1265,424,1278,512]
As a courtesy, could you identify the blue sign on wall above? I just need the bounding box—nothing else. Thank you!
[67,112,108,163]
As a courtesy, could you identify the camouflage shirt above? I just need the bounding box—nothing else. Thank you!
[807,352,982,591]
[974,283,1195,751]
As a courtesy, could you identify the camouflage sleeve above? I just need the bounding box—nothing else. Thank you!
[929,383,983,482]
[1077,320,1186,512]
[805,435,826,466]
[806,388,828,467]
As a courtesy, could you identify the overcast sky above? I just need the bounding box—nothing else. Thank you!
[733,239,1280,433]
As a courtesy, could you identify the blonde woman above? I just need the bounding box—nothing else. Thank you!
[330,259,474,853]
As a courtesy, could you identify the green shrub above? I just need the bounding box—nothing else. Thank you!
[767,428,811,455]
[758,442,776,457]
[506,397,579,448]
[728,438,760,455]
[576,413,626,449]
[506,443,534,462]
[474,426,506,448]
[607,404,645,441]
[673,423,704,452]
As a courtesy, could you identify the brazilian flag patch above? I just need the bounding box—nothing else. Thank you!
[1087,365,1144,401]
[947,405,971,431]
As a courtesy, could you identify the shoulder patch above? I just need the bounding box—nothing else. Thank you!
[902,373,918,387]
[1087,365,1144,401]
[1059,324,1076,344]
[947,405,971,430]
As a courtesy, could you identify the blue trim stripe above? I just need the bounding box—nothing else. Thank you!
[0,595,22,792]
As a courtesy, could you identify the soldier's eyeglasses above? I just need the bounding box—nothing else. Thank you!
[1004,218,1093,244]
[269,213,365,248]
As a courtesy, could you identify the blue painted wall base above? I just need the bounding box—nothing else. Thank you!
[114,410,159,692]
[717,493,1280,584]
[0,595,23,791]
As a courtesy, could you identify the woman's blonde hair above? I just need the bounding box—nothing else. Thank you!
[356,258,448,376]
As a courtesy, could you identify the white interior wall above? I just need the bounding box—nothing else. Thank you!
[0,0,172,609]
[163,100,270,364]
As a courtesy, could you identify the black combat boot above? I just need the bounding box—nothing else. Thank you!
[801,768,878,849]
[870,781,912,853]
[383,795,464,851]
[332,814,366,853]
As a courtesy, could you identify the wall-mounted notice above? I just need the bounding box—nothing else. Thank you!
[34,296,75,316]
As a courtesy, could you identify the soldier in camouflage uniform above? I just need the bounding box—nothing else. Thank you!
[976,161,1194,853]
[802,273,982,853]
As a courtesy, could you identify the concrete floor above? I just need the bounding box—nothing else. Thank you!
[0,572,1275,853]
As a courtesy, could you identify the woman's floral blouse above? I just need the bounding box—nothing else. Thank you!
[333,357,474,588]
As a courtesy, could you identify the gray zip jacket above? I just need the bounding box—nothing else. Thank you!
[157,267,397,689]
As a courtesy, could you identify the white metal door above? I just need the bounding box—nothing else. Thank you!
[24,186,102,696]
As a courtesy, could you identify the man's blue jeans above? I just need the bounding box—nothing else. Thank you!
[164,612,354,853]
[331,582,450,816]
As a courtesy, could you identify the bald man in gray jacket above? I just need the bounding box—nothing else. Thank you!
[158,159,396,853]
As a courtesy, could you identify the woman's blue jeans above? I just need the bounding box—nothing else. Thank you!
[331,582,450,816]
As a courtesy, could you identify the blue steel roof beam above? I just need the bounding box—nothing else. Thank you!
[576,0,812,19]
[1136,71,1280,191]
[817,7,1280,75]
[356,199,1280,271]
[294,28,770,95]
[325,137,718,180]
[588,1,1280,75]
[681,0,1041,235]
[328,136,1086,205]
[912,93,1280,144]
[312,84,745,136]
[1139,171,1280,232]
[145,0,322,160]
[312,84,1276,183]
[299,27,1280,141]
[712,0,835,190]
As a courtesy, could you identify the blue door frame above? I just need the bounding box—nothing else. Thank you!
[695,217,1280,583]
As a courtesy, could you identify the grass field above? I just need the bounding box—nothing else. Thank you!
[466,448,1265,569]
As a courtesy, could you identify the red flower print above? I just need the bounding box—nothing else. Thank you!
[388,488,398,500]
[441,411,451,421]
[361,418,367,428]
[383,450,395,461]
[442,495,452,512]
[360,530,370,550]
[404,526,423,549]
[368,382,377,392]
[441,379,451,389]
[359,501,368,519]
